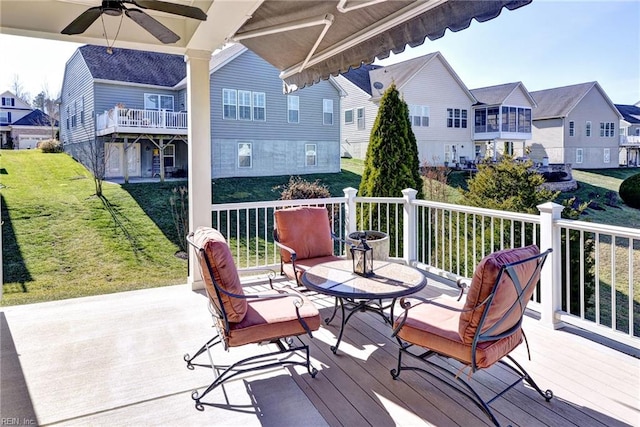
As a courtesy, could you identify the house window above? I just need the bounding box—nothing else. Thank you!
[323,99,333,125]
[447,108,467,128]
[409,105,429,127]
[144,93,174,111]
[288,95,299,123]
[238,90,252,120]
[603,148,610,164]
[238,142,252,168]
[569,121,575,137]
[71,101,77,128]
[444,144,452,163]
[223,89,237,120]
[1,97,15,106]
[504,141,514,156]
[305,144,317,166]
[344,109,354,124]
[66,106,70,130]
[164,144,175,168]
[253,92,266,121]
[517,108,531,133]
[79,96,85,124]
[356,107,365,130]
[600,122,615,137]
[576,148,584,164]
[586,121,592,137]
[0,111,9,124]
[487,107,499,132]
[475,109,487,132]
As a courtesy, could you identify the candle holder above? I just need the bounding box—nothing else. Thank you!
[350,238,374,277]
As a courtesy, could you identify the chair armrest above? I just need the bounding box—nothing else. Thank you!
[456,277,471,301]
[273,239,297,262]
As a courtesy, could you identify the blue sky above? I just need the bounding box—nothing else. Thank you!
[1,0,638,104]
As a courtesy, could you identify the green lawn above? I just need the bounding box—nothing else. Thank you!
[1,150,188,305]
[1,151,638,307]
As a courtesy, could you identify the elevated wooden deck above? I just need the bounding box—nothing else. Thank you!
[2,278,638,426]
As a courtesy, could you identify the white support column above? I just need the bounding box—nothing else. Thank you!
[402,188,418,265]
[185,49,212,290]
[537,201,564,329]
[343,187,358,236]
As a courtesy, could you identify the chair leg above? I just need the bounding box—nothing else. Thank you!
[390,344,553,427]
[188,336,318,411]
[184,334,223,369]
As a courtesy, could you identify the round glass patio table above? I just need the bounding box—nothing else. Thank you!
[301,259,427,354]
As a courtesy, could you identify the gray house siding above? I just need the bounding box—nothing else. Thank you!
[60,50,96,147]
[210,49,340,178]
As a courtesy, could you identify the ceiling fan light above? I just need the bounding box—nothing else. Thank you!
[103,7,122,17]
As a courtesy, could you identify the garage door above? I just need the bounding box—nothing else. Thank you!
[18,135,48,149]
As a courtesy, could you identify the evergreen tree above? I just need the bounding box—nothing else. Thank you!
[359,83,423,199]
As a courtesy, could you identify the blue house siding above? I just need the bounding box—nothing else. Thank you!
[210,48,340,178]
[93,82,180,115]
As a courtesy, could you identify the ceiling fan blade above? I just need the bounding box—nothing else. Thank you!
[129,0,207,20]
[125,8,180,44]
[61,6,103,35]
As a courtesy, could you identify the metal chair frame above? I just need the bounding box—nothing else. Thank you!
[391,248,553,426]
[184,232,318,411]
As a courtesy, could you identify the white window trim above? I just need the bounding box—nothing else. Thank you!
[585,121,591,137]
[356,107,365,130]
[603,148,610,164]
[323,99,333,125]
[344,108,354,124]
[238,90,252,121]
[223,89,237,120]
[253,92,266,121]
[288,95,299,124]
[164,144,176,168]
[576,148,584,164]
[569,121,575,137]
[305,143,317,167]
[144,93,174,111]
[238,142,252,168]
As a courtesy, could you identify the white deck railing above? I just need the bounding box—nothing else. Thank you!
[96,106,188,132]
[210,187,639,349]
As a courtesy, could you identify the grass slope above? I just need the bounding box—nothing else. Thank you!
[1,150,187,305]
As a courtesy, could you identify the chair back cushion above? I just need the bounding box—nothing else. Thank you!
[274,207,334,262]
[192,227,248,323]
[458,245,540,343]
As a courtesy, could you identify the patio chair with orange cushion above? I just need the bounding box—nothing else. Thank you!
[390,245,553,426]
[273,206,346,288]
[184,227,321,411]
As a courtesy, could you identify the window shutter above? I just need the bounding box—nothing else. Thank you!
[7,112,11,123]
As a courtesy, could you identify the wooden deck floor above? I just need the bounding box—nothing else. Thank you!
[1,278,638,426]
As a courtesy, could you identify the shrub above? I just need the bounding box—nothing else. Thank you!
[619,173,640,209]
[38,139,62,153]
[276,176,330,200]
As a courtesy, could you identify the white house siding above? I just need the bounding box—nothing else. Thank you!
[335,75,376,159]
[531,118,565,163]
[210,49,340,178]
[399,57,474,166]
[562,88,620,169]
[503,86,531,107]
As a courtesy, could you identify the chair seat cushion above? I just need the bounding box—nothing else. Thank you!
[395,297,523,369]
[282,255,344,283]
[227,287,322,347]
[193,227,248,323]
[275,207,334,262]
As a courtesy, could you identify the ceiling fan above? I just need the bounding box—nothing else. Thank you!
[61,0,207,44]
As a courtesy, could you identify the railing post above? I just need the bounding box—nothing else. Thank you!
[343,187,357,237]
[402,188,418,265]
[537,201,564,329]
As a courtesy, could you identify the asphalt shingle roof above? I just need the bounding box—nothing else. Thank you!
[615,104,640,124]
[340,63,381,95]
[470,82,521,106]
[529,82,596,120]
[79,45,186,87]
[12,109,58,126]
